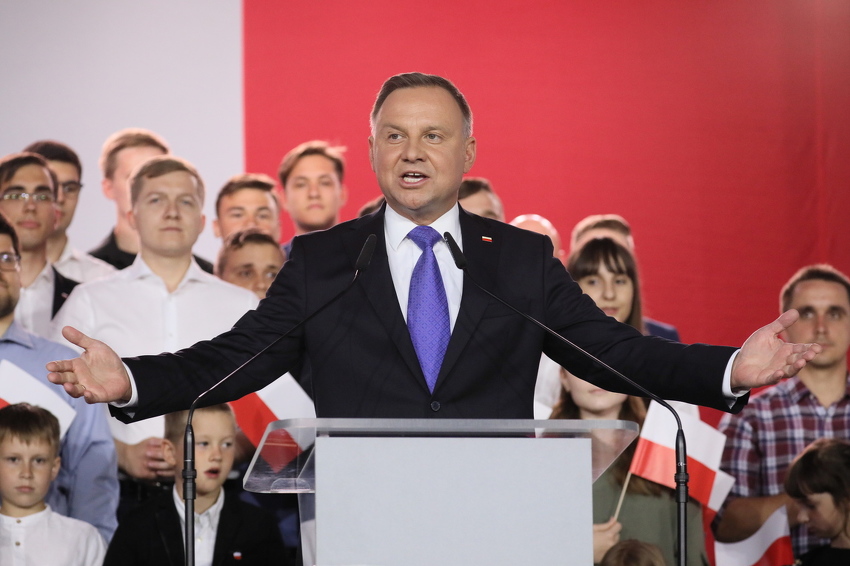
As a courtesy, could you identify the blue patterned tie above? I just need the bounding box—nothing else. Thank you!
[407,226,450,393]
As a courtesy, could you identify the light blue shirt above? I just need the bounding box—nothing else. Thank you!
[0,321,119,542]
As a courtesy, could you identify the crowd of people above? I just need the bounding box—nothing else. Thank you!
[0,71,846,566]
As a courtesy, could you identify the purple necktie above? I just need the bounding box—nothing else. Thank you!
[407,226,450,393]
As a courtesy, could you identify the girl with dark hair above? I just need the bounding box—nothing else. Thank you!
[784,438,850,565]
[550,237,706,566]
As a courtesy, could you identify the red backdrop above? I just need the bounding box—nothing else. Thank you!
[243,1,850,424]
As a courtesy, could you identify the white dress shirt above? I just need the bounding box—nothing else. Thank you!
[0,505,106,566]
[14,261,55,339]
[173,486,224,566]
[51,256,259,444]
[384,204,463,330]
[53,240,116,283]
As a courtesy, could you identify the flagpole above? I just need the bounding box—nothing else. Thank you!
[613,470,632,521]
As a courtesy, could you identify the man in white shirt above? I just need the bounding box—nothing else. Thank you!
[0,152,78,338]
[24,140,115,283]
[52,155,257,514]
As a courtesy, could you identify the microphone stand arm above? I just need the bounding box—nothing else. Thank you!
[442,231,689,566]
[180,233,377,566]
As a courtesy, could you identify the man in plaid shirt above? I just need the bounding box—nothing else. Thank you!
[715,264,850,557]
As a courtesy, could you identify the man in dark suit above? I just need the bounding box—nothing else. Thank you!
[47,72,819,421]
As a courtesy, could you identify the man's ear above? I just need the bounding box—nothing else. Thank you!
[126,208,137,231]
[102,177,114,200]
[212,218,221,238]
[367,136,376,173]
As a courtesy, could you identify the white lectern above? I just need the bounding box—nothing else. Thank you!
[244,419,638,566]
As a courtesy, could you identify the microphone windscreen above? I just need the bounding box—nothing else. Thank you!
[443,232,468,269]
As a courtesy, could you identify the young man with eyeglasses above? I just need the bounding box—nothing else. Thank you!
[23,141,115,283]
[0,152,79,337]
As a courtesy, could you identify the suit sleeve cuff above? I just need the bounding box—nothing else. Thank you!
[108,362,139,416]
[722,350,747,408]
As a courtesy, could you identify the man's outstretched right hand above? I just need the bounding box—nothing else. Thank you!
[46,326,133,404]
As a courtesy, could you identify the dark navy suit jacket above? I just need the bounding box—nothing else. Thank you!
[114,205,744,422]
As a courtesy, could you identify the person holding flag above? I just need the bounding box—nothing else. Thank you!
[549,237,707,566]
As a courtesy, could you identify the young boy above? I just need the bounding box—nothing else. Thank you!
[104,404,286,565]
[0,403,106,565]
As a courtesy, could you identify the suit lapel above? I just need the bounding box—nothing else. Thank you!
[434,209,499,390]
[212,493,237,566]
[345,207,428,390]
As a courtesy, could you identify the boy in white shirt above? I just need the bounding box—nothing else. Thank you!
[0,403,105,566]
[104,404,286,565]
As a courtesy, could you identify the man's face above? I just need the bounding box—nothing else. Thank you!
[282,155,346,234]
[47,160,81,235]
[0,437,60,517]
[128,171,205,259]
[783,280,850,370]
[0,164,58,252]
[214,188,281,241]
[103,145,166,217]
[0,234,21,320]
[369,86,476,225]
[459,190,504,221]
[218,241,285,299]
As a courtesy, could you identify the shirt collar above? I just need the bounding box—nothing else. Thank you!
[0,320,37,350]
[384,203,462,252]
[172,484,225,522]
[126,254,208,288]
[787,372,850,404]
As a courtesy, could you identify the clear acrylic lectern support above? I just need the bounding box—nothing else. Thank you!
[244,418,638,566]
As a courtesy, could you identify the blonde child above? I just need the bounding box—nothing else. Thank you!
[0,403,105,565]
[104,404,285,565]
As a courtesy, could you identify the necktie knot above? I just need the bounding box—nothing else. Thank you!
[407,225,442,251]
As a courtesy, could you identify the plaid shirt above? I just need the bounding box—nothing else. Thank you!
[717,373,850,557]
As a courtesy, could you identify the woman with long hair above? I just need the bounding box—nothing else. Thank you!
[550,237,706,566]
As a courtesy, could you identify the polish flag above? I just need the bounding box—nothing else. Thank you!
[230,373,315,472]
[714,507,795,566]
[0,360,76,439]
[629,401,731,510]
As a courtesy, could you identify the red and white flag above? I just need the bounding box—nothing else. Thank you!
[0,360,76,439]
[715,507,795,566]
[229,373,315,472]
[629,400,732,510]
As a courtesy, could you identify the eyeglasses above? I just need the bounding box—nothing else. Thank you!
[0,191,55,204]
[0,252,21,271]
[61,182,83,196]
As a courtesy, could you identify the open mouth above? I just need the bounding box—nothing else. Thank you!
[401,172,428,185]
[204,467,220,478]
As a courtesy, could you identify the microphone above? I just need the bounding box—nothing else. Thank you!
[443,232,690,566]
[180,233,377,566]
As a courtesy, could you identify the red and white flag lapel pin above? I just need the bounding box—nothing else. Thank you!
[481,236,492,242]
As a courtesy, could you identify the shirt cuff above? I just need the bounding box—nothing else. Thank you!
[722,349,747,407]
[108,362,139,413]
